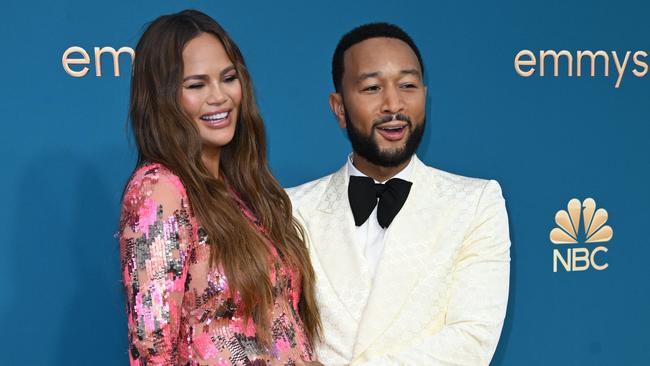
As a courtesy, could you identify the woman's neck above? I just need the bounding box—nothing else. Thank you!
[201,147,221,179]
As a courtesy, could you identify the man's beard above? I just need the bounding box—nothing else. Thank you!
[345,111,426,168]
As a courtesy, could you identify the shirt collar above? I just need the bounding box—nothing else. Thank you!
[347,153,415,184]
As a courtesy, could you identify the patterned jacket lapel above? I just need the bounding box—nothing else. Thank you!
[353,156,443,357]
[297,164,373,322]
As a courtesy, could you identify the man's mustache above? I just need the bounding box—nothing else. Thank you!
[372,113,412,127]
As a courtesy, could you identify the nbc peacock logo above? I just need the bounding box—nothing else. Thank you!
[550,198,613,272]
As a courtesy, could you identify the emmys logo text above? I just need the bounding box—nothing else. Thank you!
[515,49,648,88]
[62,46,135,77]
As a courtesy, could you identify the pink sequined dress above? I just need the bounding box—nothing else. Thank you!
[119,163,314,365]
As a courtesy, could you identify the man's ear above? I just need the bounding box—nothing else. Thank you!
[329,92,346,128]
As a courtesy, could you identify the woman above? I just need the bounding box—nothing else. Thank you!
[119,10,322,365]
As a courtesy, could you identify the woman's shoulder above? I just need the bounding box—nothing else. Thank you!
[126,162,187,197]
[121,162,191,221]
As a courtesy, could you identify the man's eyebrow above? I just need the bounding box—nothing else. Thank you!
[357,71,381,82]
[356,69,422,83]
[401,68,422,78]
[182,65,236,82]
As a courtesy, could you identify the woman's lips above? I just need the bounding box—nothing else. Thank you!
[200,110,231,128]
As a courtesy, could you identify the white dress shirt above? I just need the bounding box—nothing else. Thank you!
[347,154,415,277]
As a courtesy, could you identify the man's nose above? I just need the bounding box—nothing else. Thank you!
[380,85,404,114]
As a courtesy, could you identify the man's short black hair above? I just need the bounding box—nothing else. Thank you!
[332,22,424,92]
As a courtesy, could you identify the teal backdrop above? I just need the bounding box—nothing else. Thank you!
[0,0,648,365]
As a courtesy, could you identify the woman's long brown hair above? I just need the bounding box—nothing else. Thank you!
[128,9,320,345]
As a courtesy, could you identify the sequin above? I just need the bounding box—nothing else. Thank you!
[119,163,313,365]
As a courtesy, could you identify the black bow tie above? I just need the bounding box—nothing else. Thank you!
[348,176,412,228]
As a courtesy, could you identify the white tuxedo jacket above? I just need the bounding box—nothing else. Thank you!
[287,156,510,366]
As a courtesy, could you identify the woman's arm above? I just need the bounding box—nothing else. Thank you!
[119,170,194,365]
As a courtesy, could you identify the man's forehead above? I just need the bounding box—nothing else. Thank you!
[343,37,421,76]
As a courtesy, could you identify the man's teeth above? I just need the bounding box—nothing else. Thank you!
[202,112,228,121]
[380,126,404,131]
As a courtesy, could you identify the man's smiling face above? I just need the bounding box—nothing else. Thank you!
[332,37,427,167]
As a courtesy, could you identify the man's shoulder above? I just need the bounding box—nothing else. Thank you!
[286,171,338,209]
[415,160,502,199]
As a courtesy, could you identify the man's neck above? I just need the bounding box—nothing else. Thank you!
[351,152,412,182]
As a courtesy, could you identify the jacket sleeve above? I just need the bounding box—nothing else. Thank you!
[354,180,511,366]
[119,172,194,365]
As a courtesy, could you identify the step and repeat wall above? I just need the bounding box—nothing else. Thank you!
[1,0,648,364]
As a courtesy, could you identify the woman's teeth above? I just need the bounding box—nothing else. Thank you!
[201,111,228,121]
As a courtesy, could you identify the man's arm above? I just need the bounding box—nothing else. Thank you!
[354,180,511,366]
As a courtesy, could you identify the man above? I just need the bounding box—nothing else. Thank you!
[288,23,510,366]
